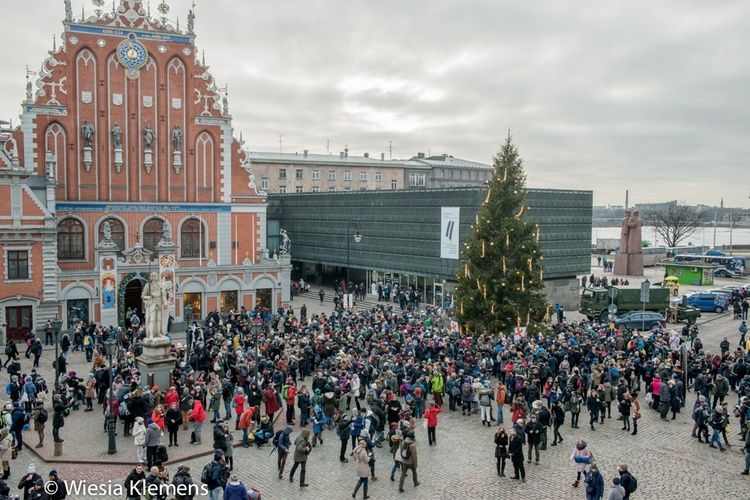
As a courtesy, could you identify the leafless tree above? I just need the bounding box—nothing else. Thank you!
[643,205,707,247]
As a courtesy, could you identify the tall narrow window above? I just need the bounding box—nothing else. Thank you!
[7,251,29,280]
[143,218,165,252]
[98,219,125,249]
[57,218,84,260]
[180,219,204,258]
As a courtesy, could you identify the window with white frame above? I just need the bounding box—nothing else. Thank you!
[391,179,398,189]
[344,171,352,181]
[295,186,304,193]
[279,168,287,179]
[261,177,269,190]
[344,186,351,191]
[295,169,304,179]
[328,170,336,180]
[360,172,367,181]
[312,170,320,180]
[375,172,382,182]
[279,186,287,193]
[328,186,336,192]
[312,186,320,192]
[409,173,425,187]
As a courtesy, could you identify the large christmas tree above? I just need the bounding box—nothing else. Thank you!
[455,134,548,335]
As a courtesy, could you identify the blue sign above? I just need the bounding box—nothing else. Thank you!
[68,25,192,44]
[56,203,230,213]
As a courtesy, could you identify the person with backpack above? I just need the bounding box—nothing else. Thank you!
[617,464,637,500]
[31,401,47,449]
[397,431,419,493]
[201,450,226,500]
[275,426,293,479]
[171,465,195,500]
[411,380,426,418]
[288,428,311,488]
[478,383,493,426]
[460,378,474,416]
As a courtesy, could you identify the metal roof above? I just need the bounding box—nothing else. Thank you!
[248,151,492,170]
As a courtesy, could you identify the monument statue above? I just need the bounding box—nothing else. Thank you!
[613,210,645,276]
[279,228,291,254]
[171,125,182,152]
[143,123,155,151]
[111,123,122,149]
[81,120,95,148]
[187,9,195,34]
[102,220,112,241]
[142,271,169,339]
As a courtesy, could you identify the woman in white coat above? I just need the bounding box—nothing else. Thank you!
[132,416,147,464]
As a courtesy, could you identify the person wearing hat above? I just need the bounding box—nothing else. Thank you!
[0,428,12,480]
[145,417,162,469]
[277,427,294,479]
[17,463,42,500]
[708,405,728,451]
[47,469,66,500]
[31,400,47,449]
[397,430,419,492]
[223,472,248,500]
[584,464,604,499]
[171,465,195,500]
[524,414,543,465]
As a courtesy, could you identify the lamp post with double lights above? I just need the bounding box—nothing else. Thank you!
[51,314,62,390]
[103,338,118,454]
[183,303,193,369]
[346,219,362,308]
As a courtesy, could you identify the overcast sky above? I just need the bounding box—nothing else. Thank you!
[2,0,749,208]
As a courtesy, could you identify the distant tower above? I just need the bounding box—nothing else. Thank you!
[625,190,629,209]
[720,197,724,208]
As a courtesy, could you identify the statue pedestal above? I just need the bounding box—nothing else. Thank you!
[627,253,644,276]
[613,254,629,275]
[173,150,182,174]
[114,148,123,172]
[83,146,92,172]
[144,150,153,173]
[137,337,174,390]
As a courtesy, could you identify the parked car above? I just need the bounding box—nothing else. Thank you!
[683,292,729,313]
[721,285,741,292]
[614,311,666,330]
[714,267,738,278]
[706,249,727,256]
[707,289,734,299]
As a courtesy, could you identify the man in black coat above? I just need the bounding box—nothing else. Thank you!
[524,414,543,464]
[508,427,525,482]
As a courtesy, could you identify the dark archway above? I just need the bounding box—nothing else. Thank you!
[124,279,144,327]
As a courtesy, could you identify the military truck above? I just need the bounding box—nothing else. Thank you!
[579,285,701,325]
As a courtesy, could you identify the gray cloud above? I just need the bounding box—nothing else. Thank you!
[1,0,748,207]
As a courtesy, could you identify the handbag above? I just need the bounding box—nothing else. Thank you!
[633,411,641,420]
[422,419,428,429]
[11,449,16,460]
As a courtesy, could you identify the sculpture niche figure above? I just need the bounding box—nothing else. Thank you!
[81,120,95,148]
[142,272,169,339]
[279,228,291,254]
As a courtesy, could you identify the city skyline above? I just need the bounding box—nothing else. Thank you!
[1,0,749,208]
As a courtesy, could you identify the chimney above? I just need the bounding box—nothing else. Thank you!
[345,147,349,158]
[381,153,385,161]
[340,151,344,159]
[417,152,425,158]
[303,149,308,158]
[364,152,369,158]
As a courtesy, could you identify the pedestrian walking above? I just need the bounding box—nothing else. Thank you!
[352,438,372,499]
[550,400,565,445]
[276,426,293,479]
[133,417,147,464]
[423,402,441,445]
[571,438,593,488]
[619,393,632,431]
[584,464,604,500]
[222,473,248,500]
[397,431,419,492]
[288,428,311,487]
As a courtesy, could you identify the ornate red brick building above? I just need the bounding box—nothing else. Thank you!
[0,0,289,342]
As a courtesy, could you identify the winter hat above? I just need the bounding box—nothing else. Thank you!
[147,418,154,425]
[49,470,58,477]
[27,464,36,474]
[613,477,620,485]
[135,416,144,423]
[283,426,293,435]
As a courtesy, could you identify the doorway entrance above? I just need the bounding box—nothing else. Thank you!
[124,279,145,327]
[5,306,32,343]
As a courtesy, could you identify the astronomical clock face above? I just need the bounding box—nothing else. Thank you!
[116,33,149,79]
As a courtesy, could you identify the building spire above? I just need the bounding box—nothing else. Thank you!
[64,0,73,21]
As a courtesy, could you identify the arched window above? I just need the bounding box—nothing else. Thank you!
[57,218,84,260]
[180,218,205,258]
[143,218,164,252]
[98,218,125,250]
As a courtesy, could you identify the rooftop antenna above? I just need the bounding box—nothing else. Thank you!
[278,135,283,153]
[326,140,330,155]
[52,34,57,51]
[202,50,205,66]
[389,140,392,160]
[81,5,85,21]
[147,0,151,17]
[112,1,116,16]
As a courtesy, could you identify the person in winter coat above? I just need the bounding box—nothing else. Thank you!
[508,427,525,482]
[289,428,311,487]
[585,464,605,500]
[352,438,373,499]
[550,400,565,446]
[277,426,293,479]
[587,390,601,431]
[171,465,195,500]
[222,473,248,500]
[311,405,325,447]
[297,386,311,427]
[423,402,442,446]
[571,438,593,487]
[188,397,206,444]
[31,401,46,448]
[124,464,146,500]
[524,413,543,464]
[213,420,229,452]
[165,402,182,446]
[338,413,352,463]
[398,431,419,493]
[264,384,280,419]
[570,391,582,429]
[608,476,626,500]
[238,406,257,446]
[494,426,509,477]
[658,379,673,421]
[0,429,13,479]
[145,418,162,469]
[132,416,147,464]
[223,423,235,472]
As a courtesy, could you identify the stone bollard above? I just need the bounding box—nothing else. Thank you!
[53,442,62,457]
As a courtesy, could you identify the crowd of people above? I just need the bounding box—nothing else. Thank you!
[0,280,749,499]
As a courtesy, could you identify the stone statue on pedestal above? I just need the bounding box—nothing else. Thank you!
[81,120,95,148]
[142,272,169,338]
[613,210,645,276]
[279,228,291,254]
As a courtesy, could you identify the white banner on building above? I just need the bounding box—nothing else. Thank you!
[440,207,460,260]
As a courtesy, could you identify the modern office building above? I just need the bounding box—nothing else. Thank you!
[268,187,593,310]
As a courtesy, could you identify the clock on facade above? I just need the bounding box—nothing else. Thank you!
[116,33,149,80]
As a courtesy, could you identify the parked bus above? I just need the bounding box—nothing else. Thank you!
[642,246,668,267]
[670,254,747,277]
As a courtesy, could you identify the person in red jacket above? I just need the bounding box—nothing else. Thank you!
[239,405,258,446]
[423,402,442,445]
[164,387,179,409]
[188,397,206,445]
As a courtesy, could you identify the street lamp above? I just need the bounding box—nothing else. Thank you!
[346,219,362,308]
[183,303,193,369]
[251,321,262,380]
[103,338,118,454]
[51,314,62,390]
